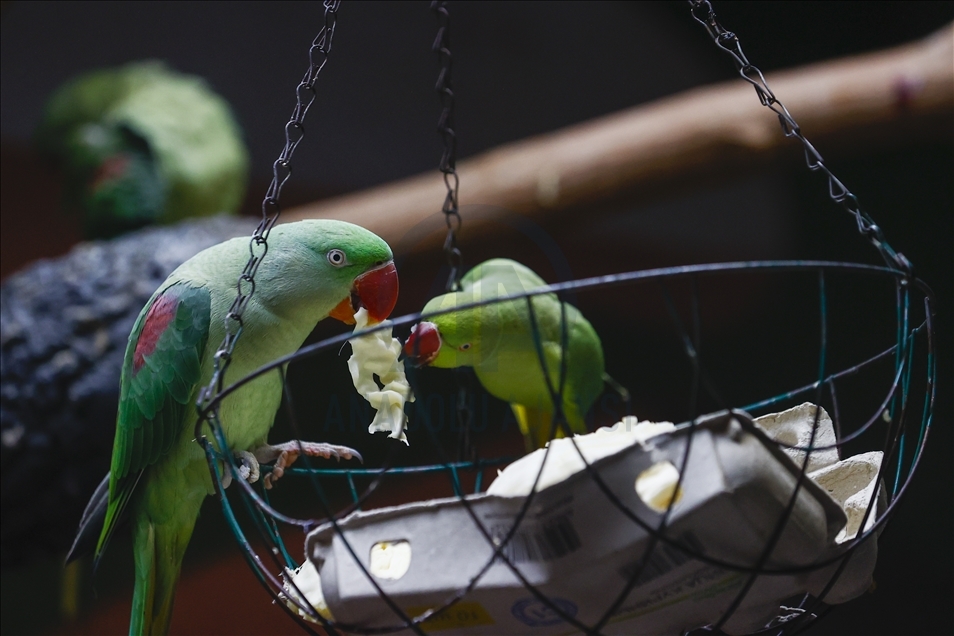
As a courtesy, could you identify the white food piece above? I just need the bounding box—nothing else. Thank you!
[754,402,840,472]
[487,416,675,496]
[347,307,414,444]
[281,560,333,623]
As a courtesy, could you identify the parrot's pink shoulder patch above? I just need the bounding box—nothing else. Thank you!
[133,293,179,374]
[91,155,131,190]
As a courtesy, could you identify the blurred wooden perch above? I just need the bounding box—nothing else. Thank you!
[285,24,954,253]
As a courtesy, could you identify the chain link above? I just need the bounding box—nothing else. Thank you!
[196,1,341,434]
[432,1,464,293]
[431,1,475,462]
[688,0,912,276]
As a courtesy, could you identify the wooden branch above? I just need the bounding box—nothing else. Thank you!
[284,24,953,254]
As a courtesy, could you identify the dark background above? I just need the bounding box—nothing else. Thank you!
[1,2,951,635]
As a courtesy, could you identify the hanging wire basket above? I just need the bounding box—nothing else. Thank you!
[193,2,937,635]
[198,259,935,635]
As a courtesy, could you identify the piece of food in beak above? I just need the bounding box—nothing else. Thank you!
[347,307,413,444]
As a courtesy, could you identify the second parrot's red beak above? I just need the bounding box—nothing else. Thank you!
[330,261,399,325]
[404,321,441,366]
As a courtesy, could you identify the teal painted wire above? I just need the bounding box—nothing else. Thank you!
[277,457,514,477]
[197,258,934,635]
[205,442,248,558]
[892,329,918,495]
[915,344,935,457]
[890,285,913,494]
[209,451,272,590]
[236,475,277,551]
[199,261,906,421]
[203,440,324,631]
[474,469,483,494]
[447,464,462,497]
[208,419,311,526]
[891,283,903,420]
[346,472,360,510]
[893,436,906,497]
[808,270,826,460]
[262,485,298,569]
[209,422,300,573]
[738,328,916,415]
[891,283,911,420]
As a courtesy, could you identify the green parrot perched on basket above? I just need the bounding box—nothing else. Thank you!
[404,258,606,451]
[66,220,398,635]
[35,60,249,238]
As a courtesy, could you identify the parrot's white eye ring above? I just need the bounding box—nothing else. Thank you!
[459,343,471,351]
[327,249,348,267]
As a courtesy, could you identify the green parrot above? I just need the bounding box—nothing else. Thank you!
[72,219,398,635]
[404,258,606,451]
[35,60,249,238]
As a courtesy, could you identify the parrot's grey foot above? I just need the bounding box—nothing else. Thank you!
[236,450,261,484]
[253,441,363,490]
[220,451,261,489]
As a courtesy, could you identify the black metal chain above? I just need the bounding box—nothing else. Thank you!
[196,0,341,430]
[431,1,475,463]
[687,0,913,277]
[432,0,464,293]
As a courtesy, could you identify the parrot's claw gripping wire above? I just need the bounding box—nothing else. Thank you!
[255,441,364,490]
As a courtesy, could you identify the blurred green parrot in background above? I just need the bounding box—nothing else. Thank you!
[68,220,399,635]
[35,60,249,238]
[404,258,607,451]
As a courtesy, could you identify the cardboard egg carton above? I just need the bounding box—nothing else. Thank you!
[290,405,882,634]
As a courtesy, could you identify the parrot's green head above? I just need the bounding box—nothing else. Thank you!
[62,122,166,238]
[263,220,399,325]
[405,290,503,369]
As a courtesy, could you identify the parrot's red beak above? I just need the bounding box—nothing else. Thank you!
[404,321,441,366]
[330,261,399,325]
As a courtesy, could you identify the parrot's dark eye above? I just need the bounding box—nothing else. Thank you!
[459,343,471,351]
[327,249,348,267]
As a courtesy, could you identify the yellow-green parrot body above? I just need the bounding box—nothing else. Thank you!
[405,259,605,450]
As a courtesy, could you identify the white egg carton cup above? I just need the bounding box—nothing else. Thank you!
[285,403,883,635]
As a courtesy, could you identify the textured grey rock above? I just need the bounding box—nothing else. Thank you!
[0,215,255,567]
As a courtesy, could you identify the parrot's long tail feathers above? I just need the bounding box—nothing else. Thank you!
[95,469,144,570]
[130,521,157,636]
[513,404,561,452]
[129,490,202,636]
[513,402,590,452]
[131,515,192,636]
[66,472,111,565]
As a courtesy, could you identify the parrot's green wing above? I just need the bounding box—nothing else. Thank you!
[96,282,210,560]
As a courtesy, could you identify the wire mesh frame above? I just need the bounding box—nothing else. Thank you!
[194,259,936,636]
[184,2,937,633]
